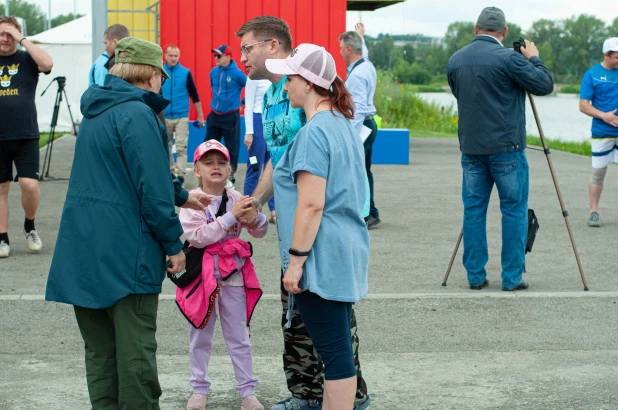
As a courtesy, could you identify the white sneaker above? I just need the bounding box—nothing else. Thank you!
[0,240,9,258]
[24,230,42,252]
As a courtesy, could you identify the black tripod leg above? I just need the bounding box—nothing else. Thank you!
[442,230,463,286]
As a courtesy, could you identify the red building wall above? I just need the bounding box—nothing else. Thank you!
[160,0,347,119]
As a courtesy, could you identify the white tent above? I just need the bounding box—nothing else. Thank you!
[29,16,92,133]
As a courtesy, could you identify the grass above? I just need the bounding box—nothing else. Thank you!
[410,84,447,93]
[374,71,590,157]
[559,84,580,94]
[525,136,591,156]
[374,71,458,135]
[39,132,68,148]
[409,130,591,157]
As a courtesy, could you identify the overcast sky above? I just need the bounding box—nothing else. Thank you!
[24,0,618,38]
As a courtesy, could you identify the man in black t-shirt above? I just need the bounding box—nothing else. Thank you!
[0,16,53,258]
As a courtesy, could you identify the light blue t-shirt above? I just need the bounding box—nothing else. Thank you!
[261,75,306,167]
[273,111,370,302]
[580,63,618,137]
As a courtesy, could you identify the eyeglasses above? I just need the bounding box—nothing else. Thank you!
[214,54,223,59]
[240,39,273,55]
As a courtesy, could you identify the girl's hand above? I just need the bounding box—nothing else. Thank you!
[230,196,255,219]
[282,262,303,294]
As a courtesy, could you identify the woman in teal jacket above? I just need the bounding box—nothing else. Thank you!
[46,37,185,410]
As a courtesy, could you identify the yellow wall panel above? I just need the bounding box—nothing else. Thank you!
[107,0,158,43]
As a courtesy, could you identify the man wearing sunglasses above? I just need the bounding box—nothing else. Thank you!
[208,45,247,187]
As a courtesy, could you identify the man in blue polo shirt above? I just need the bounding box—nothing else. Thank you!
[162,44,204,176]
[579,37,618,227]
[208,45,247,184]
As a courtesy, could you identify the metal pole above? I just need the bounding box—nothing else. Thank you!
[4,0,9,16]
[73,0,76,20]
[91,0,108,62]
[48,0,51,30]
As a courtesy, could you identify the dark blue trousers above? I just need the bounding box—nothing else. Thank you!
[243,113,275,211]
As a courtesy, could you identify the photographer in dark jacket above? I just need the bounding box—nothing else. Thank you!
[447,7,553,292]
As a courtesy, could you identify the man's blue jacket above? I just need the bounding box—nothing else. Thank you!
[447,36,554,155]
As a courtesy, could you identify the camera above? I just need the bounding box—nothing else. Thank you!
[513,37,526,54]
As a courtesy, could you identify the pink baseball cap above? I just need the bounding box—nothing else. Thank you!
[193,139,230,163]
[265,43,337,90]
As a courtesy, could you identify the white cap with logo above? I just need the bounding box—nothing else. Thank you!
[603,37,618,54]
[265,43,337,90]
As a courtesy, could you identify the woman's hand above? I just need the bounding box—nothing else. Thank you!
[282,262,304,294]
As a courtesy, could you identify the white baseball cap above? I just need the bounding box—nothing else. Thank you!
[265,43,337,90]
[603,37,618,53]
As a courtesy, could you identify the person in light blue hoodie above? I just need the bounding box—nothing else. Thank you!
[88,24,129,86]
[208,44,247,184]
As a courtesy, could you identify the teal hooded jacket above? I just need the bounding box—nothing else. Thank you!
[45,75,184,309]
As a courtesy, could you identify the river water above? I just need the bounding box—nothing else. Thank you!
[419,92,593,142]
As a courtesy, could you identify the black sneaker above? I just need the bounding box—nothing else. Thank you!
[503,281,529,291]
[470,279,489,290]
[366,215,381,229]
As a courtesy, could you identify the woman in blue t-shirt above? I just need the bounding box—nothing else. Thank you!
[265,44,370,409]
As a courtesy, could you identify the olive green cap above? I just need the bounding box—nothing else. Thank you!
[115,36,170,79]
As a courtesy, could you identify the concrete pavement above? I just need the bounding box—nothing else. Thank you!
[1,135,618,409]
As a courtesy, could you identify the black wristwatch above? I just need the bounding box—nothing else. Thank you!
[289,248,310,257]
[19,37,27,46]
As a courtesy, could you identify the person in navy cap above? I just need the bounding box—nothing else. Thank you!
[208,44,247,186]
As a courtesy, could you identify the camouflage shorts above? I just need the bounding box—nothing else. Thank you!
[280,280,368,405]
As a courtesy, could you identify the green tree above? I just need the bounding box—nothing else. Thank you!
[538,41,555,72]
[526,19,565,79]
[367,35,395,70]
[608,17,618,37]
[0,0,47,35]
[444,21,475,56]
[563,14,607,78]
[402,43,416,64]
[52,13,84,28]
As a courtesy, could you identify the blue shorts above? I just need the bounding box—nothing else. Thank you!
[294,291,355,380]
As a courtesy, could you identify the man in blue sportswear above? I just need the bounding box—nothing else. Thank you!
[88,24,129,86]
[339,24,381,229]
[162,45,205,176]
[447,7,554,291]
[208,44,247,184]
[579,37,618,228]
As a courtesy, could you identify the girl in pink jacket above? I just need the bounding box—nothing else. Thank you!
[179,140,268,410]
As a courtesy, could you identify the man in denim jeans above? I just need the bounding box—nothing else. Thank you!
[447,7,554,291]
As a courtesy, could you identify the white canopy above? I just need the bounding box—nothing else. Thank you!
[29,16,91,45]
[29,16,93,132]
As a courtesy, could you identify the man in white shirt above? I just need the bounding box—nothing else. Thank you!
[243,77,276,222]
[340,23,380,228]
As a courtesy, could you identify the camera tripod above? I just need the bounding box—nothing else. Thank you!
[40,76,76,181]
[441,92,589,291]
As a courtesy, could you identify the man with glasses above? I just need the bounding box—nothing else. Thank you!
[208,45,247,186]
[236,16,371,410]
